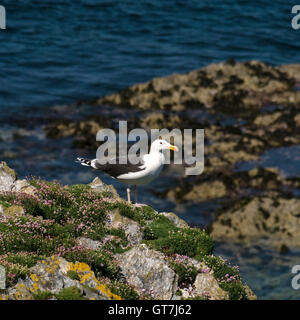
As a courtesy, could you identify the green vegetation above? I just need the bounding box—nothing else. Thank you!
[55,286,86,300]
[32,290,54,300]
[66,270,80,281]
[0,177,250,300]
[145,227,214,258]
[169,260,198,287]
[108,282,139,300]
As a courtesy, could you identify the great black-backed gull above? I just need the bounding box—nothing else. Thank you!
[77,139,178,204]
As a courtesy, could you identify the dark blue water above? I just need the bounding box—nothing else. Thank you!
[1,0,300,300]
[1,0,300,113]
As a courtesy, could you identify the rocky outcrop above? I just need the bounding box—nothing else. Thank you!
[0,256,121,300]
[0,161,36,195]
[0,162,256,300]
[106,209,143,245]
[193,272,228,300]
[0,162,17,192]
[97,61,299,113]
[116,244,178,299]
[89,177,119,199]
[210,195,300,251]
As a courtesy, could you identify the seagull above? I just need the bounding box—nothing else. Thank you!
[77,139,178,204]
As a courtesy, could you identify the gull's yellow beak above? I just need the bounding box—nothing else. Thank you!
[169,145,179,152]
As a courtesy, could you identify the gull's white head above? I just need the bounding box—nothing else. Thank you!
[150,139,179,153]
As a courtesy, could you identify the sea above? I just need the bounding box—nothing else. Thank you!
[1,0,300,299]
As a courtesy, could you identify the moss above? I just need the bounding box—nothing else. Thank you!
[67,270,80,281]
[32,290,54,300]
[175,289,182,296]
[146,227,214,258]
[138,205,157,221]
[143,215,177,240]
[117,203,140,222]
[55,286,86,300]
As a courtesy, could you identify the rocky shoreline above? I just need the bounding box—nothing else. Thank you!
[0,162,256,300]
[40,60,300,253]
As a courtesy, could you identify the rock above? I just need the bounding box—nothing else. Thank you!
[0,162,17,192]
[194,272,229,300]
[75,237,102,250]
[159,212,189,228]
[97,61,296,113]
[0,205,24,220]
[0,162,35,195]
[115,244,178,299]
[106,209,143,245]
[12,179,36,196]
[210,196,300,249]
[183,180,227,203]
[89,177,119,199]
[244,285,257,300]
[1,256,121,300]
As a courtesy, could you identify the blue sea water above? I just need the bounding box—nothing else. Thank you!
[1,0,300,112]
[1,0,300,300]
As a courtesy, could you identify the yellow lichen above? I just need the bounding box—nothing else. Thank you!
[66,261,122,300]
[30,274,39,282]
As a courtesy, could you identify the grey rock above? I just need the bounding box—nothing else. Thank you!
[194,272,229,300]
[159,212,189,228]
[116,244,178,299]
[106,209,143,245]
[76,237,102,250]
[89,177,119,199]
[0,161,17,192]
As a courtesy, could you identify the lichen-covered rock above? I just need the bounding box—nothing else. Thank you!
[159,212,189,228]
[0,256,121,300]
[0,205,24,220]
[0,161,17,192]
[115,244,178,299]
[210,196,300,250]
[12,179,37,196]
[194,272,229,300]
[75,237,102,251]
[0,162,36,196]
[106,209,143,245]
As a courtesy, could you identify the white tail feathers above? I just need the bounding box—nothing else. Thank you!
[77,158,98,169]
